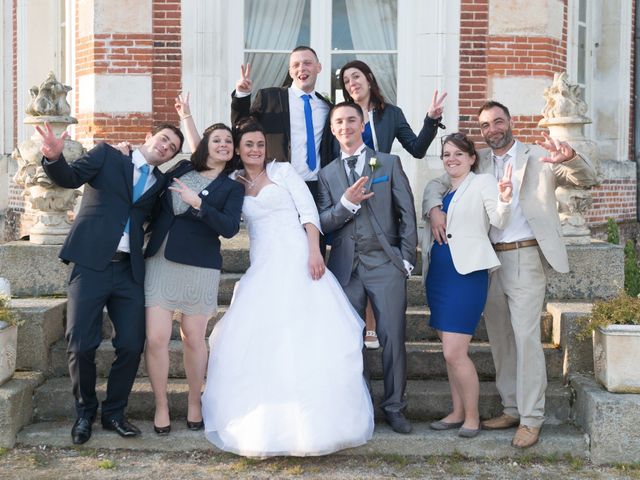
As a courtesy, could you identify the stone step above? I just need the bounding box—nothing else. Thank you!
[101,306,553,344]
[32,377,571,424]
[17,420,587,459]
[12,298,66,372]
[48,339,563,380]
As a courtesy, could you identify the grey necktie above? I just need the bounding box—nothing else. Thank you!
[494,153,510,180]
[345,155,359,185]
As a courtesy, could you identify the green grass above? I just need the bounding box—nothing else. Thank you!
[96,458,116,469]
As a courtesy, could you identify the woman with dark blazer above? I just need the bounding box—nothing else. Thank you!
[339,59,447,348]
[143,122,244,435]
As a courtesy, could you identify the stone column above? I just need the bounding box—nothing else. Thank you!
[538,72,600,245]
[13,73,84,245]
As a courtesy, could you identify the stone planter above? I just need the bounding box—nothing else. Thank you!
[593,325,640,393]
[0,323,17,386]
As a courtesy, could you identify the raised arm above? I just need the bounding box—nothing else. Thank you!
[230,63,254,127]
[536,131,598,187]
[175,92,201,152]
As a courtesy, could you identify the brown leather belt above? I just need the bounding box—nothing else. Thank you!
[493,239,538,252]
[110,251,130,262]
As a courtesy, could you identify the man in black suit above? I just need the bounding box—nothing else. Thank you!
[37,122,184,444]
[231,45,336,201]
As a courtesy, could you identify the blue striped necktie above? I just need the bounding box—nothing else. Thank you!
[124,163,150,233]
[302,94,316,171]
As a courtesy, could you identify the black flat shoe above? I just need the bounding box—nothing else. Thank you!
[102,417,141,437]
[71,417,93,445]
[186,420,204,431]
[384,411,413,434]
[153,424,171,435]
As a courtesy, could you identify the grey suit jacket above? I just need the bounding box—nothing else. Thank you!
[318,146,418,286]
[422,141,598,273]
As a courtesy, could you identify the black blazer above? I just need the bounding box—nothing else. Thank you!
[41,143,166,284]
[373,104,440,158]
[145,160,244,270]
[231,87,338,168]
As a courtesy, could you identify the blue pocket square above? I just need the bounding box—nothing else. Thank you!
[371,175,389,185]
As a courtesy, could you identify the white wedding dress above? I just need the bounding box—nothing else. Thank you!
[201,162,374,457]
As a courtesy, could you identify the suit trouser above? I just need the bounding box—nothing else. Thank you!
[66,261,146,422]
[484,247,547,428]
[343,261,408,413]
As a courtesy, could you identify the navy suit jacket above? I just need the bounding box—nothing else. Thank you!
[42,143,166,284]
[231,87,338,168]
[373,104,440,158]
[145,160,244,270]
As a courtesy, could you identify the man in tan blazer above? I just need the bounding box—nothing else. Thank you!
[423,100,598,448]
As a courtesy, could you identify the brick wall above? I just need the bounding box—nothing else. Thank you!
[586,179,637,225]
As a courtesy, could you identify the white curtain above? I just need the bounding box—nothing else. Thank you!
[345,0,397,103]
[245,0,306,92]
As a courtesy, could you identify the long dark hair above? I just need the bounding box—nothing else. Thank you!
[440,132,479,172]
[339,60,387,113]
[232,118,269,167]
[190,123,238,175]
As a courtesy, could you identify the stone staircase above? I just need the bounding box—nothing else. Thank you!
[3,232,637,463]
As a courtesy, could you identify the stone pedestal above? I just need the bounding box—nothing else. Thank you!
[0,241,70,296]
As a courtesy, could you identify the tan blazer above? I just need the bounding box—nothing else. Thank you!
[423,141,598,273]
[421,172,510,281]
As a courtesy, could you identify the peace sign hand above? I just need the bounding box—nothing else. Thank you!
[236,63,253,94]
[537,131,576,164]
[35,122,68,161]
[345,176,375,205]
[427,90,447,119]
[498,163,513,203]
[175,92,191,119]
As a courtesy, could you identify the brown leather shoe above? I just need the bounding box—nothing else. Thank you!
[512,425,541,448]
[481,413,519,430]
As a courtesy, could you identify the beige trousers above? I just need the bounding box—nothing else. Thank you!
[484,247,547,427]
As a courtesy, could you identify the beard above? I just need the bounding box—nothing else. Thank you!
[484,128,514,151]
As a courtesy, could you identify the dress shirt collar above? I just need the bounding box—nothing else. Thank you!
[340,144,366,161]
[290,83,317,100]
[492,140,519,163]
[131,149,154,173]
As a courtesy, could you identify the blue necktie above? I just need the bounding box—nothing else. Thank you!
[302,94,316,171]
[124,163,150,233]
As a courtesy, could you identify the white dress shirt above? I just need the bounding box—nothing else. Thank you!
[489,140,536,244]
[117,149,156,253]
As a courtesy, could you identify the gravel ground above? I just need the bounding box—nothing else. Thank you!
[1,446,639,479]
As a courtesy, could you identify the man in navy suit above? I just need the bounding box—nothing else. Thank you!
[38,122,184,444]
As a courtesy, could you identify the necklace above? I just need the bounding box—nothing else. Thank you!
[239,169,266,190]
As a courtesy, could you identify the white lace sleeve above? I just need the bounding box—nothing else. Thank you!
[268,161,322,233]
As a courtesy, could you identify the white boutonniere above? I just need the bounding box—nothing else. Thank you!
[369,157,378,171]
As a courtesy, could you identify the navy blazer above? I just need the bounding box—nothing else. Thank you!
[145,160,244,270]
[41,143,166,284]
[372,104,440,158]
[231,87,338,168]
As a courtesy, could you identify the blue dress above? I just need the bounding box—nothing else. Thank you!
[426,191,488,335]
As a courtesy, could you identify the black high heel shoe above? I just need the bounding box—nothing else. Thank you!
[154,424,171,435]
[186,420,204,431]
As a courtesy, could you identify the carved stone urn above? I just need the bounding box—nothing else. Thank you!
[538,72,600,245]
[13,72,85,245]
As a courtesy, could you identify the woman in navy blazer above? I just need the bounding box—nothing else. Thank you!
[143,122,244,435]
[339,60,447,348]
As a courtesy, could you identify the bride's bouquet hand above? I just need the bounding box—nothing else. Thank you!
[308,249,326,281]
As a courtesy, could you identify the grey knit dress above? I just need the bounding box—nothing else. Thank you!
[144,170,221,318]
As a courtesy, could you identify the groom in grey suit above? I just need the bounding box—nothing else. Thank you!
[318,102,417,433]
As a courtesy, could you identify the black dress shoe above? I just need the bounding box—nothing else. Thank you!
[154,424,171,435]
[385,411,413,434]
[186,420,204,431]
[71,417,93,445]
[102,418,141,437]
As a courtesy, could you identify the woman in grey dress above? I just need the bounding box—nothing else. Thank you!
[143,120,244,435]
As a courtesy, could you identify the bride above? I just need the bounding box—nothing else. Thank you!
[201,118,374,457]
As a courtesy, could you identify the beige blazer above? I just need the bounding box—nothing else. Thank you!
[423,141,599,273]
[421,172,510,281]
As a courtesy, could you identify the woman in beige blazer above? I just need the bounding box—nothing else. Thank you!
[421,132,512,438]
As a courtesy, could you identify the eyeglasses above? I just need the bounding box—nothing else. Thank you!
[440,132,468,146]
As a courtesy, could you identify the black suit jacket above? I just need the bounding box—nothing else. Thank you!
[231,87,338,168]
[373,104,440,158]
[42,143,166,284]
[145,160,244,269]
